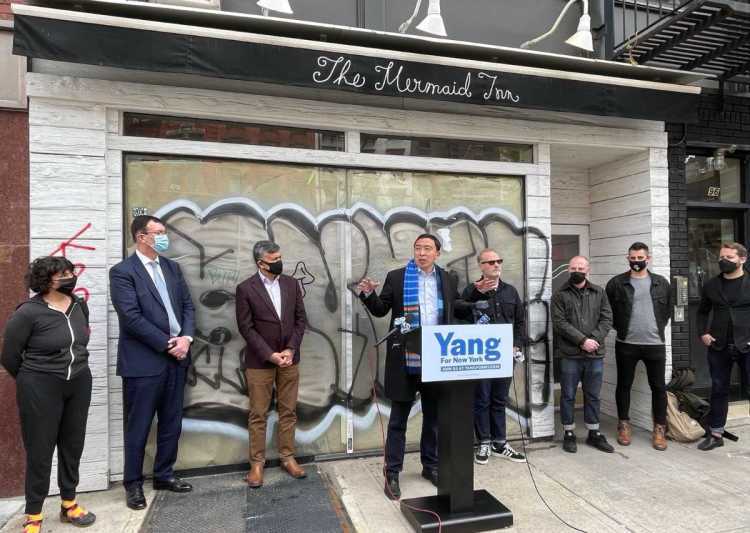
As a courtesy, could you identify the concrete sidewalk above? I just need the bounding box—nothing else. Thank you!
[1,413,748,532]
[322,414,750,533]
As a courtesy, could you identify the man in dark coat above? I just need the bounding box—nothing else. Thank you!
[110,215,196,510]
[695,242,750,451]
[236,240,307,487]
[357,233,470,500]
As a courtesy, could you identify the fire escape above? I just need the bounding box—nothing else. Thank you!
[606,0,750,93]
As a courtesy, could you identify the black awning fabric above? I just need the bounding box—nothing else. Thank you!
[14,14,700,123]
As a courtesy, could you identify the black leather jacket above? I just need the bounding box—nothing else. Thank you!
[605,271,671,342]
[551,280,612,359]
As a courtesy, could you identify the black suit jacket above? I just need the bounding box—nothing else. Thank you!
[696,271,750,351]
[359,265,471,402]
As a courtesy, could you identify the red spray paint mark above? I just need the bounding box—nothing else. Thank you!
[48,222,96,303]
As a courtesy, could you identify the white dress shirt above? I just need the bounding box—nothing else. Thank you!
[418,267,439,326]
[260,272,282,318]
[135,249,192,343]
[136,249,166,285]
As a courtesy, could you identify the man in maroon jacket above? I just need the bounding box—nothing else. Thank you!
[235,240,307,488]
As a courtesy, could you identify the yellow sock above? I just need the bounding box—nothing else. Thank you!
[23,514,42,533]
[62,498,76,509]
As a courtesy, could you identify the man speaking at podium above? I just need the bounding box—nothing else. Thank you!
[357,234,470,500]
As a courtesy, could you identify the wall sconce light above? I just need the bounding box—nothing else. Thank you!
[520,0,593,52]
[713,144,736,171]
[257,0,293,16]
[399,0,448,37]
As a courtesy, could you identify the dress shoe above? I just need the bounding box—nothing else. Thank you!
[617,420,632,446]
[384,473,401,500]
[421,468,438,487]
[586,430,615,453]
[562,431,577,453]
[697,434,724,451]
[281,457,307,479]
[125,486,147,510]
[247,464,263,488]
[153,476,193,493]
[652,423,667,451]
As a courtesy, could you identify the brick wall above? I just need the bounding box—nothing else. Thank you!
[0,109,29,498]
[0,0,24,20]
[667,91,750,369]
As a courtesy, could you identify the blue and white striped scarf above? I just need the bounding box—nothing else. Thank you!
[403,259,443,374]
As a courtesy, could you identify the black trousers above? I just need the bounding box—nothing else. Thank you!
[615,342,667,425]
[16,369,92,514]
[385,381,438,476]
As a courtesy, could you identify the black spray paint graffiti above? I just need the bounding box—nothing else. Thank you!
[155,199,552,435]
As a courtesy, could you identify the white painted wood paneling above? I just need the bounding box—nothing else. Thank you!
[588,149,672,431]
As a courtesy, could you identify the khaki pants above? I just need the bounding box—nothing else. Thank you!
[246,364,299,465]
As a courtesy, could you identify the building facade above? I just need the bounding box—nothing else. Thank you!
[5,0,726,493]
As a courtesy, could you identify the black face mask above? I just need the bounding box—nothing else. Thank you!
[56,275,77,295]
[569,272,586,285]
[629,260,647,272]
[265,260,283,276]
[719,259,739,274]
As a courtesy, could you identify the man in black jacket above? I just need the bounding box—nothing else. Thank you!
[551,255,613,454]
[461,248,526,464]
[357,234,470,500]
[695,242,750,451]
[606,242,671,451]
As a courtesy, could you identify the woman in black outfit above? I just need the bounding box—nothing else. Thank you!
[1,257,96,532]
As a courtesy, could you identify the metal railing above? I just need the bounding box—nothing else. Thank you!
[606,0,684,58]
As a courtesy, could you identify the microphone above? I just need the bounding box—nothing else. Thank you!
[374,316,419,347]
[473,300,491,325]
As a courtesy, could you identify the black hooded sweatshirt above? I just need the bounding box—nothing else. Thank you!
[1,294,90,379]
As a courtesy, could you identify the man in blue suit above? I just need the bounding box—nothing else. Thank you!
[110,215,196,510]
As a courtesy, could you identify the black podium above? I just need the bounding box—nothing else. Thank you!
[400,379,513,532]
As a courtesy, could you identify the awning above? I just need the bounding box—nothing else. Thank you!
[13,3,703,122]
[612,0,750,82]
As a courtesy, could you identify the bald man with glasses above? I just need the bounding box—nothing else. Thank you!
[461,248,526,465]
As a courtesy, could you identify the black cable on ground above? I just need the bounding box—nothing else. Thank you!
[511,372,589,533]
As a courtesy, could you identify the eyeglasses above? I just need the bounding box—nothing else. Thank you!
[141,231,167,236]
[480,259,503,265]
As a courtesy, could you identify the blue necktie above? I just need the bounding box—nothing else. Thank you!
[149,261,181,337]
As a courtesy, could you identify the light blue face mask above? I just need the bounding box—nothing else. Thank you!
[152,234,169,253]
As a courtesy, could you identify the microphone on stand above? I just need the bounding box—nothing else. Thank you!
[375,316,420,346]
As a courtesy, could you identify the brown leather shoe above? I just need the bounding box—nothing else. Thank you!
[652,424,667,451]
[281,457,307,479]
[617,420,632,446]
[247,463,263,488]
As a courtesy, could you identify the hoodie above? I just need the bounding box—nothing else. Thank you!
[1,294,90,380]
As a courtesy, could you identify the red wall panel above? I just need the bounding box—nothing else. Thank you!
[0,109,29,497]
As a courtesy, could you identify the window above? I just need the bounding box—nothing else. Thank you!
[360,134,533,162]
[685,154,741,203]
[123,113,345,151]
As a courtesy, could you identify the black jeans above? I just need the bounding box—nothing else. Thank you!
[385,382,438,476]
[474,377,512,444]
[615,342,667,426]
[16,369,92,514]
[707,345,750,434]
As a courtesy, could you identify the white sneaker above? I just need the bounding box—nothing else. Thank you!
[474,443,490,465]
[492,442,526,463]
